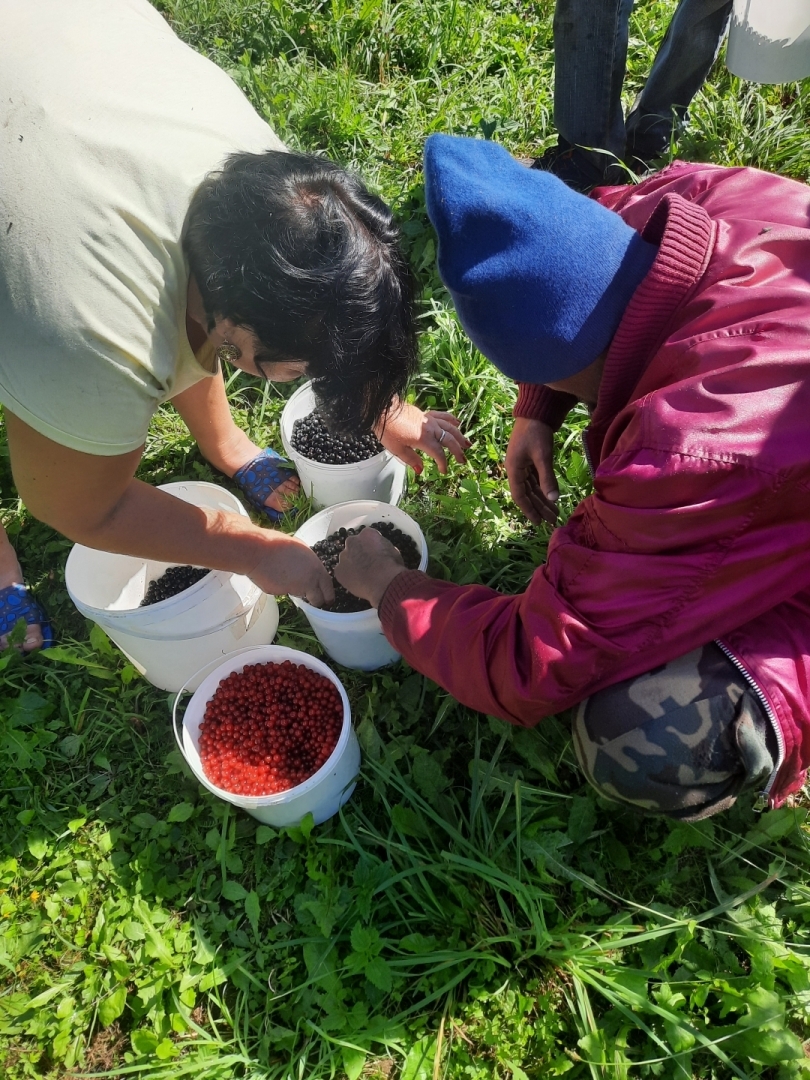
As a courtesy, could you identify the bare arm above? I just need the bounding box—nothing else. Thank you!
[5,411,333,606]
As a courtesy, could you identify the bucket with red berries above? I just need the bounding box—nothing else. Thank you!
[173,644,360,827]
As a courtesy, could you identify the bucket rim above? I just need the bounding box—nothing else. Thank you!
[174,644,354,809]
[65,563,261,627]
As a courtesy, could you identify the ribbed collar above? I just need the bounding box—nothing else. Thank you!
[589,193,717,442]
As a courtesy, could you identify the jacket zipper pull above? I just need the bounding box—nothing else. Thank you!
[753,791,770,813]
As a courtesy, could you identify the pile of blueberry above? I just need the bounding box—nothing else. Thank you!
[312,521,421,612]
[291,411,383,465]
[140,565,210,607]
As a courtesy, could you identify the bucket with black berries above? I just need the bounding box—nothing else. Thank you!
[173,644,360,826]
[65,482,280,694]
[292,500,428,670]
[280,382,406,508]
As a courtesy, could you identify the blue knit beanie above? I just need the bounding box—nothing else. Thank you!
[423,134,657,384]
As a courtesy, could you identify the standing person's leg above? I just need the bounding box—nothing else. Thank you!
[625,0,733,164]
[171,371,299,520]
[571,643,778,821]
[538,0,635,189]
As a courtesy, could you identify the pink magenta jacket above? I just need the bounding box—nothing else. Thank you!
[379,162,810,808]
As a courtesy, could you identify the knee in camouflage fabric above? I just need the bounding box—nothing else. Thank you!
[572,643,778,821]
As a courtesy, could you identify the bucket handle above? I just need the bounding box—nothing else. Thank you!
[171,670,198,760]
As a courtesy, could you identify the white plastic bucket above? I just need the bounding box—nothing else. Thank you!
[173,644,360,826]
[65,482,279,693]
[292,500,427,671]
[727,0,810,82]
[280,381,406,508]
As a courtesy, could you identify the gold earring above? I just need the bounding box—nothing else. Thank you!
[215,341,241,364]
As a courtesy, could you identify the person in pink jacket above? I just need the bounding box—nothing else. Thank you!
[335,134,810,822]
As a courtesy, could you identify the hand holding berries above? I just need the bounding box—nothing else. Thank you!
[334,527,408,609]
[249,534,334,608]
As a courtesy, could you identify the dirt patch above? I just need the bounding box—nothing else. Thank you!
[77,1021,127,1076]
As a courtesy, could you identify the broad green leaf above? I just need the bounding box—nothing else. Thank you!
[56,995,76,1020]
[399,932,438,954]
[155,1037,180,1060]
[604,835,631,871]
[131,813,157,830]
[664,1019,695,1055]
[391,803,428,838]
[663,819,715,855]
[255,825,277,844]
[567,794,596,845]
[342,1047,367,1080]
[350,922,380,956]
[401,1036,435,1080]
[6,691,53,724]
[131,1029,159,1055]
[123,920,146,942]
[222,879,247,902]
[98,982,127,1027]
[364,955,392,992]
[167,802,195,823]
[245,890,260,935]
[749,806,804,842]
[734,1026,804,1065]
[59,734,82,759]
[502,1061,530,1080]
[0,726,39,769]
[89,623,113,655]
[27,833,49,860]
[736,987,783,1029]
[512,727,559,784]
[412,751,448,805]
[41,647,115,678]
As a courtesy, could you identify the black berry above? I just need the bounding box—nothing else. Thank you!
[140,565,210,606]
[291,411,383,465]
[311,522,421,612]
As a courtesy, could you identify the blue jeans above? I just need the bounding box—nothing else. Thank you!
[553,0,733,171]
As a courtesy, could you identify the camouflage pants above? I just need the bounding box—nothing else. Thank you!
[572,643,778,821]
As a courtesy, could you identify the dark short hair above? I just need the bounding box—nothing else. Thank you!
[183,149,417,433]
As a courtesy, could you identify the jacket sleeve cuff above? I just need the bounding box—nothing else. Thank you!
[378,569,436,629]
[514,384,577,430]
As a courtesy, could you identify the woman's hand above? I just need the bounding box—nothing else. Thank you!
[505,417,560,526]
[376,400,469,475]
[334,528,407,609]
[250,535,334,608]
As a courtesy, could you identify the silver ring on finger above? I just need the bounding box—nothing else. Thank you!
[438,429,447,445]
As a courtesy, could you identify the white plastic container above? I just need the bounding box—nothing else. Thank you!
[727,0,810,82]
[65,482,279,693]
[292,500,427,671]
[173,644,360,826]
[280,381,406,508]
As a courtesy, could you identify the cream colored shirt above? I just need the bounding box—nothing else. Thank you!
[0,0,285,455]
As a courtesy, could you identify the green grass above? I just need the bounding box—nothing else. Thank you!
[3,1,810,1077]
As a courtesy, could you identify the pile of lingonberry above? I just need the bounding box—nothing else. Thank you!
[291,411,383,464]
[198,660,343,796]
[312,522,421,612]
[140,565,209,606]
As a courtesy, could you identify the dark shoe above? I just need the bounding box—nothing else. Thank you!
[531,139,628,193]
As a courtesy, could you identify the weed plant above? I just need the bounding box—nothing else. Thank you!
[2,1,810,1077]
